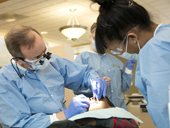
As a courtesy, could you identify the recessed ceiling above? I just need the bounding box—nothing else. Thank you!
[0,12,28,22]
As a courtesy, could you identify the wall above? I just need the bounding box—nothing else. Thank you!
[0,37,11,67]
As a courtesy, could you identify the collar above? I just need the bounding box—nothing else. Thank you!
[88,50,106,56]
[154,24,163,36]
[12,59,27,71]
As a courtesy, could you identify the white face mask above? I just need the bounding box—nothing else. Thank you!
[119,36,140,60]
[91,39,97,52]
[31,58,50,70]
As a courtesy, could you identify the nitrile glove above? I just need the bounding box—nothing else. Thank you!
[64,94,90,119]
[126,59,136,70]
[91,78,108,100]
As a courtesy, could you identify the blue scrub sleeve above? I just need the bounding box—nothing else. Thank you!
[121,68,133,93]
[72,54,94,96]
[0,79,51,128]
[74,53,85,64]
[135,41,170,128]
[53,56,99,90]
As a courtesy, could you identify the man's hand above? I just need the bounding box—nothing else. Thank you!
[64,95,90,119]
[91,78,108,100]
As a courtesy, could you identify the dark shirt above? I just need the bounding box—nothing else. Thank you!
[47,117,138,128]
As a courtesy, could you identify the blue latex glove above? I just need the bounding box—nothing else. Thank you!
[91,78,108,100]
[126,59,136,70]
[64,94,90,119]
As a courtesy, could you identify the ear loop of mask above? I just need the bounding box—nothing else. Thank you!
[137,40,141,50]
[125,36,128,53]
[125,36,141,53]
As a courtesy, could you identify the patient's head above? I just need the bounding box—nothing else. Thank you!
[88,96,114,111]
[75,97,115,126]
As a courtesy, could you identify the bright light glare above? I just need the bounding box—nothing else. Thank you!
[6,19,16,22]
[41,31,48,34]
[61,27,86,39]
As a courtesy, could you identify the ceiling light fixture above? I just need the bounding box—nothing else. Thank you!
[6,18,16,22]
[41,31,48,34]
[0,13,28,22]
[59,9,88,41]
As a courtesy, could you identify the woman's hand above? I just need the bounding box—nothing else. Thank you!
[102,77,111,86]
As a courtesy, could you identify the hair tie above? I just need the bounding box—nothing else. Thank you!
[129,0,133,6]
[98,0,116,6]
[111,0,115,4]
[101,22,112,29]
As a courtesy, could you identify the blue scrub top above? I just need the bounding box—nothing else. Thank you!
[135,23,170,128]
[0,55,99,128]
[74,52,133,110]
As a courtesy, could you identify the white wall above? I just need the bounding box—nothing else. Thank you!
[0,37,11,67]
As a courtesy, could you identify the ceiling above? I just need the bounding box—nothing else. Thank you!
[0,0,170,66]
[0,0,99,47]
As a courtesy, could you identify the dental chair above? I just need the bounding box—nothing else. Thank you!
[126,93,156,128]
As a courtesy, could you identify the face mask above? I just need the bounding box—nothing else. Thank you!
[120,52,139,60]
[31,58,50,70]
[119,36,140,60]
[91,39,97,52]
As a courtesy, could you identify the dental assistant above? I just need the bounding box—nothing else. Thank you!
[92,0,170,127]
[74,23,135,110]
[0,25,108,128]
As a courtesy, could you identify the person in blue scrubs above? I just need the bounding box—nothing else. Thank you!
[74,23,135,110]
[91,0,170,127]
[0,25,108,128]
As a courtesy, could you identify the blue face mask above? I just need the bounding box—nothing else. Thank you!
[91,39,97,52]
[119,36,140,60]
[120,52,139,60]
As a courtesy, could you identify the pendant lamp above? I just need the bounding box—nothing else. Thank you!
[59,9,88,41]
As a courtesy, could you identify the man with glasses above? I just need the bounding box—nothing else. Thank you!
[0,25,108,128]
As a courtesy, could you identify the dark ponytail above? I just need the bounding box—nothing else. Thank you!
[91,0,152,54]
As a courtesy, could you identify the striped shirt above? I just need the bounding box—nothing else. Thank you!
[112,117,138,128]
[96,117,138,128]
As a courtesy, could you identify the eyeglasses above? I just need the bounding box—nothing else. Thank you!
[110,36,127,55]
[24,55,46,65]
[110,25,139,55]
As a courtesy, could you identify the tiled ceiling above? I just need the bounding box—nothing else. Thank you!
[0,0,170,47]
[0,0,170,66]
[0,0,99,48]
